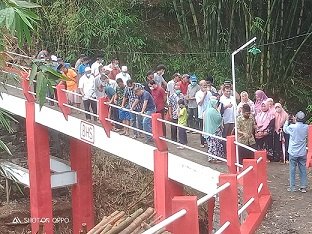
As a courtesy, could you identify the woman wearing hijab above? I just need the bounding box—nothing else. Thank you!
[254,90,268,115]
[237,91,255,116]
[255,101,275,160]
[266,98,276,115]
[273,103,289,162]
[203,99,225,161]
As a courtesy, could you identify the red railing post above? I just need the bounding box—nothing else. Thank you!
[254,151,270,196]
[21,72,35,102]
[171,196,199,234]
[226,135,237,174]
[306,125,312,167]
[207,197,215,234]
[98,97,112,137]
[242,159,261,214]
[152,113,168,152]
[70,138,94,234]
[219,174,240,234]
[56,83,70,120]
[154,149,184,221]
[25,101,53,234]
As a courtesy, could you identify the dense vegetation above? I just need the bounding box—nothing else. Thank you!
[2,0,312,113]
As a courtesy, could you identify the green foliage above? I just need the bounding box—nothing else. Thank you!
[0,0,40,46]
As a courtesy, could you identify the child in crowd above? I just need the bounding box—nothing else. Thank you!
[177,99,188,149]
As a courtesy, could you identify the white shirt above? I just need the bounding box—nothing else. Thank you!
[220,95,235,124]
[91,61,102,77]
[115,72,131,85]
[78,74,96,100]
[154,73,166,86]
[195,90,212,119]
[167,80,175,96]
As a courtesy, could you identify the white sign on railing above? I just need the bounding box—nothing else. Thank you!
[80,121,95,143]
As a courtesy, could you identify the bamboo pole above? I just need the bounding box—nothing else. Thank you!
[172,0,185,38]
[188,0,200,41]
[104,208,144,234]
[179,0,191,45]
[119,208,154,234]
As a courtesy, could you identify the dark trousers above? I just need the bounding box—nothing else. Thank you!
[171,118,178,142]
[157,108,166,137]
[178,127,187,145]
[223,123,234,137]
[198,118,205,145]
[238,144,256,164]
[83,99,97,120]
[111,106,122,129]
[187,108,198,130]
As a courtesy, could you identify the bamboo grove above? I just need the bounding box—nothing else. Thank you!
[15,0,312,112]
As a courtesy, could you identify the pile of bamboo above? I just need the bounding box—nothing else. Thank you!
[82,207,171,234]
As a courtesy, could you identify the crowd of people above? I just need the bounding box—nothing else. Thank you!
[37,51,309,192]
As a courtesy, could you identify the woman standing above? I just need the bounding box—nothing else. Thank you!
[203,99,225,161]
[237,91,255,116]
[254,90,268,115]
[255,101,275,161]
[273,103,289,162]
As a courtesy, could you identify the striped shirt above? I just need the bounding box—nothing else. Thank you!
[124,83,143,111]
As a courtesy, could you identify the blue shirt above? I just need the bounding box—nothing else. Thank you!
[137,90,156,112]
[283,121,308,157]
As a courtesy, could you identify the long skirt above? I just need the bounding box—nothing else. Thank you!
[206,127,225,161]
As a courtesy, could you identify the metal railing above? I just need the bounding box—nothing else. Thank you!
[142,182,232,234]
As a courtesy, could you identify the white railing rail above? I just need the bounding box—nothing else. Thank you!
[159,136,227,162]
[197,182,231,206]
[214,221,231,234]
[237,165,253,180]
[234,141,257,152]
[142,209,187,234]
[157,118,227,142]
[238,197,255,216]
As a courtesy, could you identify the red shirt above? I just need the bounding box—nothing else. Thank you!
[179,81,189,95]
[109,67,121,80]
[151,86,166,112]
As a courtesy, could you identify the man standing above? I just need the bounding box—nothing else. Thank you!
[91,57,103,77]
[167,73,181,97]
[283,111,309,193]
[116,66,131,84]
[122,80,144,138]
[168,84,184,142]
[195,80,211,147]
[143,70,154,94]
[108,58,121,80]
[153,64,167,88]
[220,86,236,137]
[131,87,156,143]
[179,74,190,95]
[78,67,97,122]
[237,104,256,163]
[186,75,200,130]
[149,80,167,136]
[58,64,80,108]
[113,78,130,135]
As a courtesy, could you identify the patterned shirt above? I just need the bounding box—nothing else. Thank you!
[237,115,256,146]
[115,86,126,106]
[124,83,143,110]
[168,93,184,120]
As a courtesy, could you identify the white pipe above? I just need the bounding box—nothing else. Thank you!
[105,118,153,136]
[142,209,187,234]
[237,166,253,180]
[238,197,255,216]
[197,182,230,206]
[232,37,257,172]
[159,136,227,162]
[234,141,257,152]
[215,221,231,234]
[256,157,263,164]
[258,183,263,193]
[158,118,227,142]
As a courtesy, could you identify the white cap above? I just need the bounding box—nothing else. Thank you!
[51,55,58,62]
[121,66,128,72]
[296,111,305,120]
[85,67,91,72]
